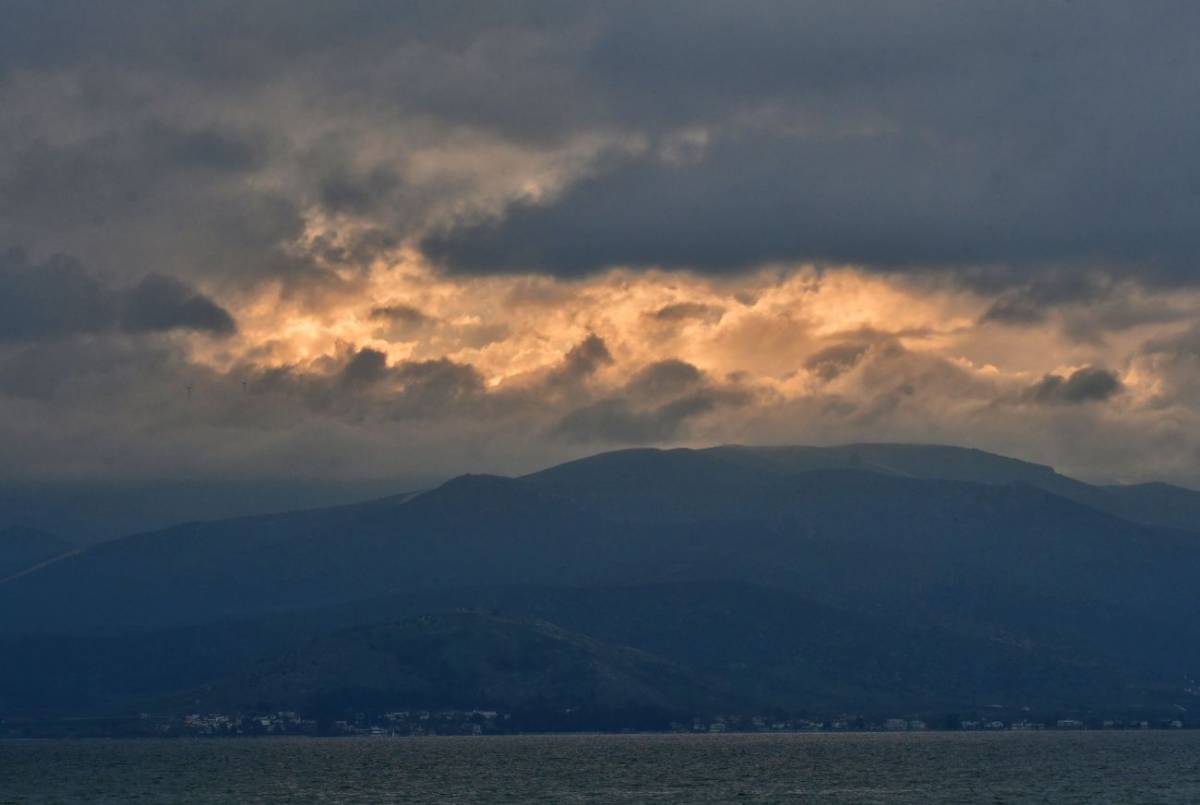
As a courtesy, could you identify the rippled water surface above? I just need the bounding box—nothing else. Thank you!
[2,731,1199,804]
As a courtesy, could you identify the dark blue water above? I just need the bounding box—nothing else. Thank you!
[2,731,1198,803]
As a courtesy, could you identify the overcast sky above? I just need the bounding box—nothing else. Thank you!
[3,1,1200,510]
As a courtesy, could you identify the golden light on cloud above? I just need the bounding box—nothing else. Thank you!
[193,259,1000,395]
[63,210,1200,491]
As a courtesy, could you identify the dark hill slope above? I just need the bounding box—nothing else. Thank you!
[2,449,1199,648]
[0,527,73,580]
[0,476,616,632]
[1,581,1164,719]
[529,444,1200,531]
[178,612,716,720]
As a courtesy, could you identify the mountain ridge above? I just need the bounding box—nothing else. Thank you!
[2,443,1198,725]
[0,526,74,582]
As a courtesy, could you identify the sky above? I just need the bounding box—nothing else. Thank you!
[3,0,1200,510]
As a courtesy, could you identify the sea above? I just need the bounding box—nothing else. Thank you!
[2,731,1198,804]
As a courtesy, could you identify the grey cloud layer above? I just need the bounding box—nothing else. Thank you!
[418,2,1200,284]
[2,1,1200,497]
[4,2,1200,292]
[0,249,235,342]
[1022,366,1123,405]
[422,127,1197,278]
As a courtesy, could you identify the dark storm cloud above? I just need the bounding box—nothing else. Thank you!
[255,342,708,435]
[370,304,433,326]
[980,275,1110,325]
[983,293,1055,326]
[624,359,704,399]
[140,123,266,173]
[0,251,112,341]
[554,350,750,443]
[1144,324,1200,359]
[0,337,184,401]
[1,117,315,292]
[553,387,746,444]
[298,138,406,217]
[370,303,437,342]
[121,274,237,336]
[244,348,488,421]
[422,135,1006,275]
[549,334,614,386]
[339,347,389,387]
[803,329,907,383]
[392,358,487,416]
[980,275,1195,345]
[3,122,266,219]
[1023,367,1123,405]
[1059,298,1194,346]
[318,166,401,215]
[310,230,402,271]
[3,2,583,71]
[6,1,1200,292]
[420,124,1200,280]
[0,249,235,341]
[805,343,873,382]
[396,1,1197,286]
[649,302,725,324]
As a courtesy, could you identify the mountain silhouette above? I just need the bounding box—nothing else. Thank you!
[2,444,1198,724]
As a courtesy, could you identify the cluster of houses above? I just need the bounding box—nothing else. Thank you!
[675,716,858,733]
[177,709,505,737]
[181,711,314,735]
[671,715,1189,734]
[5,708,1192,739]
[358,709,503,736]
[165,710,1190,737]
